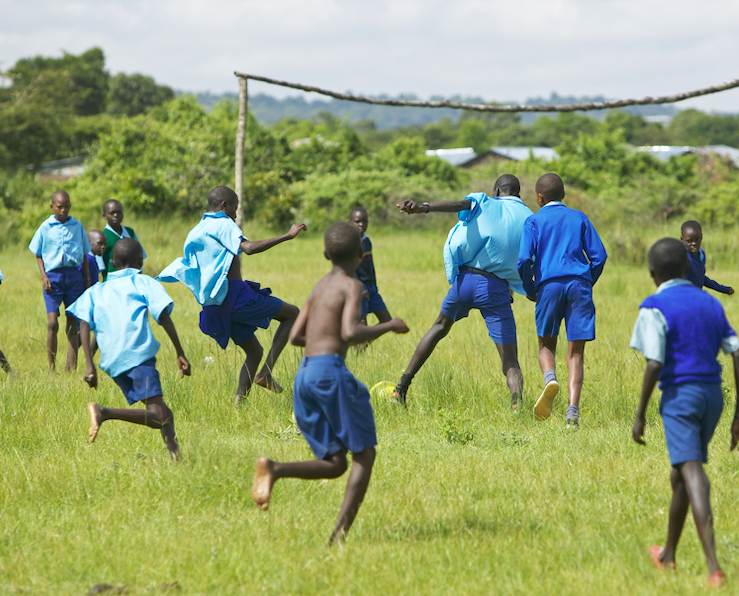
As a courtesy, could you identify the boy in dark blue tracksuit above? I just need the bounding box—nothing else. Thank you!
[517,173,607,426]
[680,220,734,295]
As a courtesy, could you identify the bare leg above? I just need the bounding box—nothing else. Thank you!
[566,340,586,407]
[46,312,59,371]
[65,313,80,372]
[681,461,721,575]
[251,451,349,510]
[660,466,690,568]
[0,349,11,373]
[538,335,557,373]
[255,302,300,393]
[496,343,523,410]
[534,335,560,420]
[87,396,179,459]
[236,337,264,403]
[330,447,376,545]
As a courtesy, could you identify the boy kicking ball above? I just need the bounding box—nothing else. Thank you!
[251,222,409,544]
[69,239,191,461]
[631,238,739,588]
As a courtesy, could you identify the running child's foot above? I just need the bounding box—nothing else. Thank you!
[647,545,676,570]
[87,402,103,443]
[251,457,276,510]
[565,405,579,428]
[511,392,522,414]
[255,374,283,394]
[533,380,559,421]
[707,570,725,588]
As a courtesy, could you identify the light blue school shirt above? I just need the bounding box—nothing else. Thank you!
[443,193,533,295]
[156,211,244,306]
[630,278,739,363]
[517,201,608,297]
[29,215,92,271]
[0,267,3,282]
[68,268,174,378]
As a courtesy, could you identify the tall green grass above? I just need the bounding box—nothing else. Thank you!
[1,218,739,594]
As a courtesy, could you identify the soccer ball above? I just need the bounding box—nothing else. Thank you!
[370,381,397,401]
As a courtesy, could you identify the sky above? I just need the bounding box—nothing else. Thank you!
[2,0,738,112]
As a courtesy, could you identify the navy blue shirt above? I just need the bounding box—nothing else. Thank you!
[685,248,732,294]
[355,234,376,286]
[517,202,608,297]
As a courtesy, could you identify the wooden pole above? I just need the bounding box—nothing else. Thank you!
[235,77,248,228]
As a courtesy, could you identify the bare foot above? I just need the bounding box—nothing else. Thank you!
[169,448,181,463]
[234,394,246,406]
[251,457,276,510]
[255,375,283,394]
[87,402,103,443]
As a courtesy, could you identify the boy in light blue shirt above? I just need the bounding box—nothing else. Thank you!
[392,174,532,411]
[28,190,92,371]
[69,239,190,461]
[517,173,607,426]
[0,266,11,374]
[158,186,306,402]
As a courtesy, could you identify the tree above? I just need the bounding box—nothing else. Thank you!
[107,73,175,117]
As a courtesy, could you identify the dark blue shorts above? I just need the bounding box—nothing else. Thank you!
[293,354,377,459]
[360,284,387,318]
[200,280,283,349]
[441,270,516,344]
[535,277,595,341]
[660,382,723,466]
[43,268,86,315]
[112,357,163,405]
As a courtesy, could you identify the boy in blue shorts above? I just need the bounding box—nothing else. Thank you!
[157,186,306,401]
[392,174,533,409]
[680,220,734,295]
[631,237,739,589]
[0,266,11,374]
[69,239,191,461]
[517,173,607,426]
[29,190,92,371]
[349,207,392,325]
[251,222,409,544]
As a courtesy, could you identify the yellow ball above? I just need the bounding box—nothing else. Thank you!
[370,381,396,401]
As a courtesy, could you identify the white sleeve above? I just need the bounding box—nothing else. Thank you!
[721,335,739,355]
[630,308,667,363]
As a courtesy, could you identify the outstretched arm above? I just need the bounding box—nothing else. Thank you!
[396,199,472,214]
[632,359,662,445]
[159,310,191,377]
[704,276,734,295]
[80,321,97,389]
[341,282,409,344]
[240,223,307,255]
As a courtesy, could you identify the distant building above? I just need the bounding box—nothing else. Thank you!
[425,146,559,168]
[636,145,739,166]
[37,156,88,180]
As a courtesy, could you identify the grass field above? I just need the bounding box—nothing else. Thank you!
[2,216,739,595]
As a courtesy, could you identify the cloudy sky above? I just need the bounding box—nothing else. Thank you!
[2,0,738,112]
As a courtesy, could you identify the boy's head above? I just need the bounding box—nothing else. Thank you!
[102,200,124,229]
[208,186,239,220]
[535,173,565,207]
[349,206,369,235]
[680,220,703,256]
[648,238,689,286]
[87,230,107,256]
[492,174,521,198]
[50,190,71,223]
[324,222,362,266]
[111,238,144,271]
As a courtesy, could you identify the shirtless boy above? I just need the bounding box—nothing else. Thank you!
[251,222,409,544]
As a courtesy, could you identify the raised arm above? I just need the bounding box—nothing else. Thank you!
[632,359,663,445]
[159,310,191,377]
[341,281,409,344]
[240,223,307,255]
[396,199,473,214]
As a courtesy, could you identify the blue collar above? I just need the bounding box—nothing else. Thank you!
[47,214,75,226]
[202,211,232,221]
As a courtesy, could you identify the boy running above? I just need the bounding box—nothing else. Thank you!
[69,239,190,461]
[680,220,734,295]
[251,222,409,544]
[517,173,607,426]
[29,190,92,371]
[157,186,306,401]
[102,200,146,280]
[631,237,739,588]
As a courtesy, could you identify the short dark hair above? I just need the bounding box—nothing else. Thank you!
[493,174,520,197]
[681,220,702,235]
[51,189,70,203]
[349,206,367,218]
[112,238,143,269]
[208,186,238,211]
[648,238,688,280]
[535,173,565,203]
[324,222,361,263]
[102,199,122,214]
